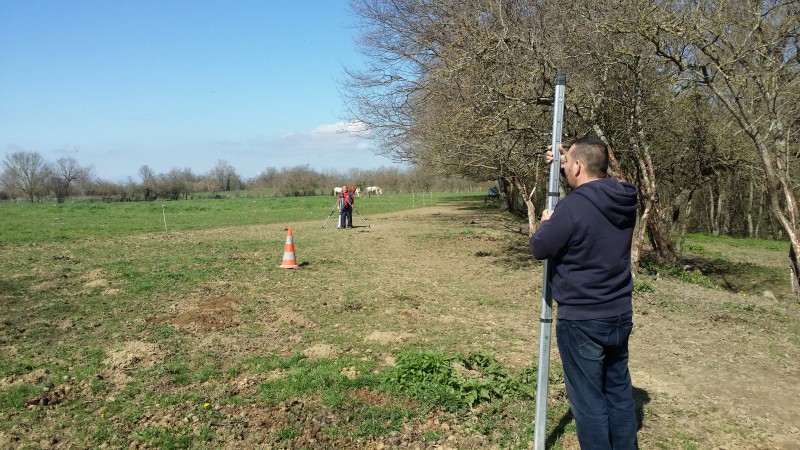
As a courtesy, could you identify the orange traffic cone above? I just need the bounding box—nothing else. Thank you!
[280,228,300,269]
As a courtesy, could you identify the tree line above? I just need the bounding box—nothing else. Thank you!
[0,151,482,203]
[344,0,799,295]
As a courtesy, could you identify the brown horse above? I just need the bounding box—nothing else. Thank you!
[333,185,361,197]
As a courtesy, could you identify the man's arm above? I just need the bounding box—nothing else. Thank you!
[529,204,573,260]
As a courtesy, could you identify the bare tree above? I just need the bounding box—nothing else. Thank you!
[1,151,52,202]
[209,160,241,192]
[344,0,793,285]
[629,0,800,297]
[271,165,322,197]
[160,167,195,200]
[345,0,556,229]
[139,165,157,200]
[51,157,91,203]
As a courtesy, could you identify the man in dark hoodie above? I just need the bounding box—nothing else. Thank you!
[529,135,639,449]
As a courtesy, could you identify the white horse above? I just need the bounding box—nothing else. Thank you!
[333,185,361,197]
[366,186,383,196]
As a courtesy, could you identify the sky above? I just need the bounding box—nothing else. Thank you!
[0,1,401,182]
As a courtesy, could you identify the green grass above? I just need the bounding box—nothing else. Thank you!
[0,384,41,409]
[640,234,791,297]
[0,191,479,244]
[685,232,789,252]
[132,426,201,449]
[256,356,376,407]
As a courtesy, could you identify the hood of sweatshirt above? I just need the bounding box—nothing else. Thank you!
[572,178,638,228]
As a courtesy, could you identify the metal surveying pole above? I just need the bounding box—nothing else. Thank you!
[533,69,566,450]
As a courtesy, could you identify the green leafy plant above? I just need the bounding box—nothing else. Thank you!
[640,257,716,288]
[382,349,531,411]
[634,278,656,294]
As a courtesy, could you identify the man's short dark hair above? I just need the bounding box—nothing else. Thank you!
[570,135,609,177]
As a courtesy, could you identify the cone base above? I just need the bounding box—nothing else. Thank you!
[280,263,300,269]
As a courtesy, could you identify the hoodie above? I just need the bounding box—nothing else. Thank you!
[529,177,639,320]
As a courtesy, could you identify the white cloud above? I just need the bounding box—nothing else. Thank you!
[311,120,369,135]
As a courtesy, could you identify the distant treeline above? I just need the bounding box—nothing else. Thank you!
[0,152,488,203]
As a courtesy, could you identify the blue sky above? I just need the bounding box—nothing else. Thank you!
[0,1,400,182]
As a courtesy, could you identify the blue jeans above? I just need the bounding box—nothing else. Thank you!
[339,208,352,228]
[556,311,638,450]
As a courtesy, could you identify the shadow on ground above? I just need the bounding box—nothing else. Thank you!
[545,386,651,447]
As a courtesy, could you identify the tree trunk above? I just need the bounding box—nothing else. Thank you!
[791,245,800,299]
[756,134,800,301]
[747,180,755,238]
[631,202,649,275]
[709,185,718,235]
[755,187,763,238]
[637,152,676,263]
[499,177,512,212]
[678,190,694,256]
[714,187,724,236]
[511,176,537,235]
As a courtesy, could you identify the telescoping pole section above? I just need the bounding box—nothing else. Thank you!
[533,69,566,450]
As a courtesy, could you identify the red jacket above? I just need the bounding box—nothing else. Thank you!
[338,192,353,209]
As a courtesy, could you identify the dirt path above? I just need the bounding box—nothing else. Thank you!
[370,204,800,448]
[631,278,800,449]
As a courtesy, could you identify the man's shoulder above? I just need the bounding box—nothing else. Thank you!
[558,191,590,209]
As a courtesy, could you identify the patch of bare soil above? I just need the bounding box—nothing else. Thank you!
[269,306,315,328]
[78,268,122,295]
[302,343,339,359]
[101,341,165,388]
[630,280,800,449]
[0,368,49,390]
[151,295,241,331]
[365,331,414,345]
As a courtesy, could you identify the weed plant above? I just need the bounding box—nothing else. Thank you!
[382,349,534,412]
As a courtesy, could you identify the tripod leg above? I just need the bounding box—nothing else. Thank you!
[322,209,336,228]
[323,201,339,228]
[354,209,370,227]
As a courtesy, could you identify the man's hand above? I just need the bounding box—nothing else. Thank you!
[545,144,567,166]
[541,209,552,221]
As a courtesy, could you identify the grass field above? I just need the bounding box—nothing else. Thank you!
[1,193,798,449]
[0,191,451,244]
